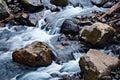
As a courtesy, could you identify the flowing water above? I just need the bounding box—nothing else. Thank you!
[0,1,111,80]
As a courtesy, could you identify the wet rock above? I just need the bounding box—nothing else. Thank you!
[12,41,53,67]
[79,49,120,80]
[80,22,115,47]
[0,0,10,20]
[61,41,69,46]
[50,0,68,7]
[12,13,35,26]
[60,19,80,35]
[115,21,120,28]
[110,67,120,79]
[18,0,44,12]
[91,0,107,6]
[5,0,22,13]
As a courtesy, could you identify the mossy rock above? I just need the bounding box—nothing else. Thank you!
[80,22,115,47]
[79,56,99,80]
[51,0,68,7]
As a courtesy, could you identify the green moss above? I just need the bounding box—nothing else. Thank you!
[79,57,99,80]
[81,28,101,45]
[85,69,99,80]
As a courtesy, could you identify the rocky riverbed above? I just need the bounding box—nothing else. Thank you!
[0,0,120,80]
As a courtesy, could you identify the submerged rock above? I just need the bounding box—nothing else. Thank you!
[50,0,68,7]
[91,0,107,6]
[79,49,120,80]
[0,0,10,20]
[80,22,115,47]
[12,41,53,67]
[18,0,44,12]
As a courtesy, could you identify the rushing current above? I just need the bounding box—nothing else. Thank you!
[0,1,110,80]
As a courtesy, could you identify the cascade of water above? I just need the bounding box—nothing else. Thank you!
[0,1,110,80]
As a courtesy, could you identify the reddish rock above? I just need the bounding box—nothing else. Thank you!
[12,41,53,67]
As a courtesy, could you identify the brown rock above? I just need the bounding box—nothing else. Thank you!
[79,49,120,80]
[61,41,69,46]
[12,41,53,67]
[22,13,28,19]
[51,0,68,7]
[55,45,64,50]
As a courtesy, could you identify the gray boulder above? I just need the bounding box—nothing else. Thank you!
[12,41,53,67]
[79,49,120,80]
[60,19,80,35]
[80,22,115,47]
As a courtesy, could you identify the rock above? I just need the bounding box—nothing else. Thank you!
[80,22,115,47]
[60,19,80,35]
[0,0,10,20]
[18,0,44,12]
[50,0,68,7]
[13,13,36,26]
[61,41,69,46]
[55,45,64,50]
[79,49,120,80]
[91,0,107,6]
[12,41,53,67]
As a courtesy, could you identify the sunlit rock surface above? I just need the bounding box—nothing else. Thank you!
[79,49,120,80]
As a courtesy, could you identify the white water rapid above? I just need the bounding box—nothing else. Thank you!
[0,2,109,80]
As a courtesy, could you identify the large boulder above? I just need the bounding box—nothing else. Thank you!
[12,41,53,67]
[79,49,120,80]
[50,0,68,7]
[18,0,44,12]
[0,0,10,20]
[79,22,115,47]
